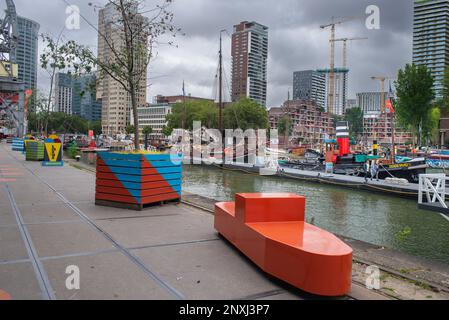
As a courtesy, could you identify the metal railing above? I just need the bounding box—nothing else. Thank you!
[418,174,448,209]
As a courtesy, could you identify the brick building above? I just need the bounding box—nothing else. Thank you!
[363,113,413,145]
[269,100,334,146]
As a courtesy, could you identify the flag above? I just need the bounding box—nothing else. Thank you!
[386,81,395,113]
[386,99,394,113]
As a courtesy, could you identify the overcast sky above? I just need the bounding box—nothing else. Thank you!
[4,0,413,108]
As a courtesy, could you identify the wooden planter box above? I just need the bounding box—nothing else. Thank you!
[95,152,183,211]
[26,141,45,161]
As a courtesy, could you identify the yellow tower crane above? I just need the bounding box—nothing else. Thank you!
[320,17,359,115]
[331,37,368,69]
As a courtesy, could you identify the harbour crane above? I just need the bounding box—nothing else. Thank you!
[320,17,359,115]
[0,0,26,137]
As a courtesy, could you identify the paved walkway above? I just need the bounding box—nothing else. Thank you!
[1,142,315,300]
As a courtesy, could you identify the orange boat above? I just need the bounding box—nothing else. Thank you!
[215,193,353,297]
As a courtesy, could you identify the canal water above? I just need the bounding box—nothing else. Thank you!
[183,165,449,265]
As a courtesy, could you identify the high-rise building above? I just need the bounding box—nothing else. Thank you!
[72,74,102,122]
[16,16,40,109]
[54,73,102,121]
[55,73,73,114]
[413,0,449,98]
[357,92,388,115]
[231,21,268,107]
[97,2,148,135]
[293,70,326,107]
[317,68,349,116]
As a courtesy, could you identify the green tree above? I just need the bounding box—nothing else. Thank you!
[89,121,102,136]
[441,66,449,111]
[223,97,269,130]
[142,126,153,136]
[125,125,135,135]
[162,125,173,137]
[395,63,435,145]
[344,107,364,141]
[277,115,293,136]
[55,0,182,150]
[167,100,218,130]
[277,115,293,148]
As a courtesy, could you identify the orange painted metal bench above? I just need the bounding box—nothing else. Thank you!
[214,193,353,297]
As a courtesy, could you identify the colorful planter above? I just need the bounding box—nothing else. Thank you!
[96,152,183,210]
[26,141,45,161]
[11,138,24,152]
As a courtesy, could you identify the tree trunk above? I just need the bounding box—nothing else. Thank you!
[130,83,140,151]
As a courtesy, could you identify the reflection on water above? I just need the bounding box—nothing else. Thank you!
[183,165,449,265]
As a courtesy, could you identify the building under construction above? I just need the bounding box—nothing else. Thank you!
[363,112,413,146]
[269,99,335,146]
[317,68,349,116]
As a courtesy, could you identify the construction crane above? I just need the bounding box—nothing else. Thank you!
[0,0,26,137]
[371,76,393,113]
[320,17,359,115]
[331,37,368,69]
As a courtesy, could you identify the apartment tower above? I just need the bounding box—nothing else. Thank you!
[413,0,449,98]
[231,21,268,107]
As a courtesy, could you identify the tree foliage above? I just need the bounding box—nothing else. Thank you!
[344,107,364,141]
[142,126,153,135]
[166,97,269,132]
[277,115,293,136]
[125,125,136,135]
[395,63,436,144]
[42,0,182,149]
[28,112,89,134]
[223,97,269,131]
[166,100,218,130]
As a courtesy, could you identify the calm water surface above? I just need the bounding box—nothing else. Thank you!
[182,165,449,265]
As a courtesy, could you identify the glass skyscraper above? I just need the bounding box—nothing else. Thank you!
[293,70,326,108]
[17,16,40,109]
[413,0,449,99]
[72,74,102,122]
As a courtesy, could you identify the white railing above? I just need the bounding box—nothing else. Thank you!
[418,174,448,209]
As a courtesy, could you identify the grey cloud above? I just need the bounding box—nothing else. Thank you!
[7,0,413,107]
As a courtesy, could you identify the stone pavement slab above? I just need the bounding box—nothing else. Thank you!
[27,222,115,258]
[0,263,43,300]
[95,207,218,249]
[42,251,175,300]
[18,203,82,224]
[132,240,290,300]
[0,226,29,262]
[0,204,15,226]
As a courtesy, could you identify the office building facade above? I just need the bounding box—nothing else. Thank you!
[293,70,326,108]
[357,92,388,115]
[231,21,268,107]
[137,103,172,140]
[413,0,449,98]
[16,16,40,110]
[55,73,73,114]
[72,74,102,122]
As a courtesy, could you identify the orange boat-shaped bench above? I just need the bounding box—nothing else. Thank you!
[214,193,353,297]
